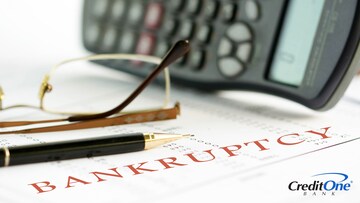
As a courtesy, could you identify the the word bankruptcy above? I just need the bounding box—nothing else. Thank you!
[29,127,332,193]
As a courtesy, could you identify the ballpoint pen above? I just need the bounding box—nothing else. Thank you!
[0,132,191,167]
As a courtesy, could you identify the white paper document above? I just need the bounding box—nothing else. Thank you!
[0,67,359,203]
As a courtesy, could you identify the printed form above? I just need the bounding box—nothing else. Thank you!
[0,66,359,203]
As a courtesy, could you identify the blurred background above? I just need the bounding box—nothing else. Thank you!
[0,1,84,72]
[0,1,93,108]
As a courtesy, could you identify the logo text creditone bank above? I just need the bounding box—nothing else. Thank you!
[288,172,353,196]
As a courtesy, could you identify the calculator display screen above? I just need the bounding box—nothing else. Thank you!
[269,0,325,87]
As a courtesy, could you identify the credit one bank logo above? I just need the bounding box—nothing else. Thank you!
[288,173,353,196]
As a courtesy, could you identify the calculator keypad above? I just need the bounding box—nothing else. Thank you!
[218,22,253,77]
[83,0,268,81]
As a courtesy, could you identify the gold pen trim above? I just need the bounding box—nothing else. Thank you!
[143,132,156,150]
[3,146,10,167]
[143,132,192,150]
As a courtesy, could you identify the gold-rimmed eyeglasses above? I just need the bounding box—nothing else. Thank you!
[0,40,190,134]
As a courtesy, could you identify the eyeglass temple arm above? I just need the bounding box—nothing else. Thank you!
[68,40,190,122]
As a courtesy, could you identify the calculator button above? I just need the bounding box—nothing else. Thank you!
[245,0,260,21]
[101,26,117,52]
[84,23,101,47]
[218,58,244,78]
[236,42,252,63]
[128,1,143,25]
[227,23,252,42]
[145,2,164,29]
[163,19,178,36]
[220,3,237,22]
[204,0,219,19]
[189,50,205,70]
[119,30,136,53]
[111,0,126,21]
[197,25,212,43]
[179,21,195,39]
[218,38,232,56]
[155,41,169,57]
[186,0,201,15]
[92,0,109,18]
[136,33,155,55]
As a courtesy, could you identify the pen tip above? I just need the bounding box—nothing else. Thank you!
[183,134,194,137]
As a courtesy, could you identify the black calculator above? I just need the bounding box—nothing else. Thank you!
[82,0,360,111]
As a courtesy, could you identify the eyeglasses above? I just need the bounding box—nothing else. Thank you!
[0,40,190,134]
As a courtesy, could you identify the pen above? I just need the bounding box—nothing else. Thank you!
[0,132,191,167]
